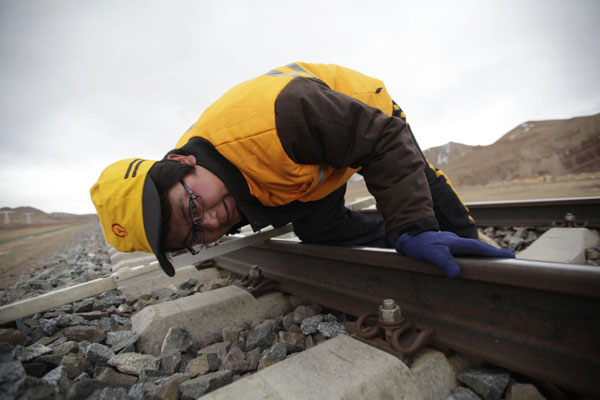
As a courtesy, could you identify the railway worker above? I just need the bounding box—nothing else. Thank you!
[90,62,514,278]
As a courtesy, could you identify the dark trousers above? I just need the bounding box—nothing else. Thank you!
[292,104,478,248]
[292,184,390,248]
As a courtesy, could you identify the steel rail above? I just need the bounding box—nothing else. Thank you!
[215,240,600,398]
[465,196,600,228]
[358,196,600,228]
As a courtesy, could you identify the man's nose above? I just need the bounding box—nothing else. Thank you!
[199,208,220,229]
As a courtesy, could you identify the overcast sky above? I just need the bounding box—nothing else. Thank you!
[1,0,599,214]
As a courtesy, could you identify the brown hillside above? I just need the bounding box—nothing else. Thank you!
[0,206,96,229]
[436,113,600,186]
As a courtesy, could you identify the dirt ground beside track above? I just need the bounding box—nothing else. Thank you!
[452,178,600,203]
[345,176,600,203]
[0,222,97,290]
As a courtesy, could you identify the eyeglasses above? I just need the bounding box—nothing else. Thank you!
[180,180,205,255]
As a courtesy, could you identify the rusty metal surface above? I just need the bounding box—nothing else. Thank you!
[216,240,600,398]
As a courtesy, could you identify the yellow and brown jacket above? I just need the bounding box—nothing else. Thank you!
[174,62,438,237]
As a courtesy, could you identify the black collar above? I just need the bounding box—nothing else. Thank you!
[180,137,292,231]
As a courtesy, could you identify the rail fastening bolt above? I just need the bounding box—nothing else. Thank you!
[564,213,576,226]
[379,299,402,342]
[249,265,262,279]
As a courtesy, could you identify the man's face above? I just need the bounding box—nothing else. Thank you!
[164,156,242,250]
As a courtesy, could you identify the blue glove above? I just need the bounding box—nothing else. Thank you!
[395,231,515,278]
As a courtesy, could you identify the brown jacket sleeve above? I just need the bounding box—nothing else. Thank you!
[275,77,439,236]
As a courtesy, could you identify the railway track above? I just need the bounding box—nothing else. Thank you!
[1,196,599,398]
[216,196,600,397]
[466,196,600,228]
[359,196,600,229]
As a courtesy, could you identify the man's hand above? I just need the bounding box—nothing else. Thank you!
[395,231,515,278]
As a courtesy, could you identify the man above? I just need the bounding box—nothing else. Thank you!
[91,62,513,278]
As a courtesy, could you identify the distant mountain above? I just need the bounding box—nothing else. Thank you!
[423,142,476,166]
[424,113,600,186]
[0,206,96,228]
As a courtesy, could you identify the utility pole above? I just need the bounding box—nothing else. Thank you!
[1,210,14,225]
[23,212,32,224]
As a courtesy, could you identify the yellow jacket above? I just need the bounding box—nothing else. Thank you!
[175,62,436,235]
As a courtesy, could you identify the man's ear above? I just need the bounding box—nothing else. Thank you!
[166,153,197,166]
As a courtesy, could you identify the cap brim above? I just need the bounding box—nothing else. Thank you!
[142,175,175,277]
